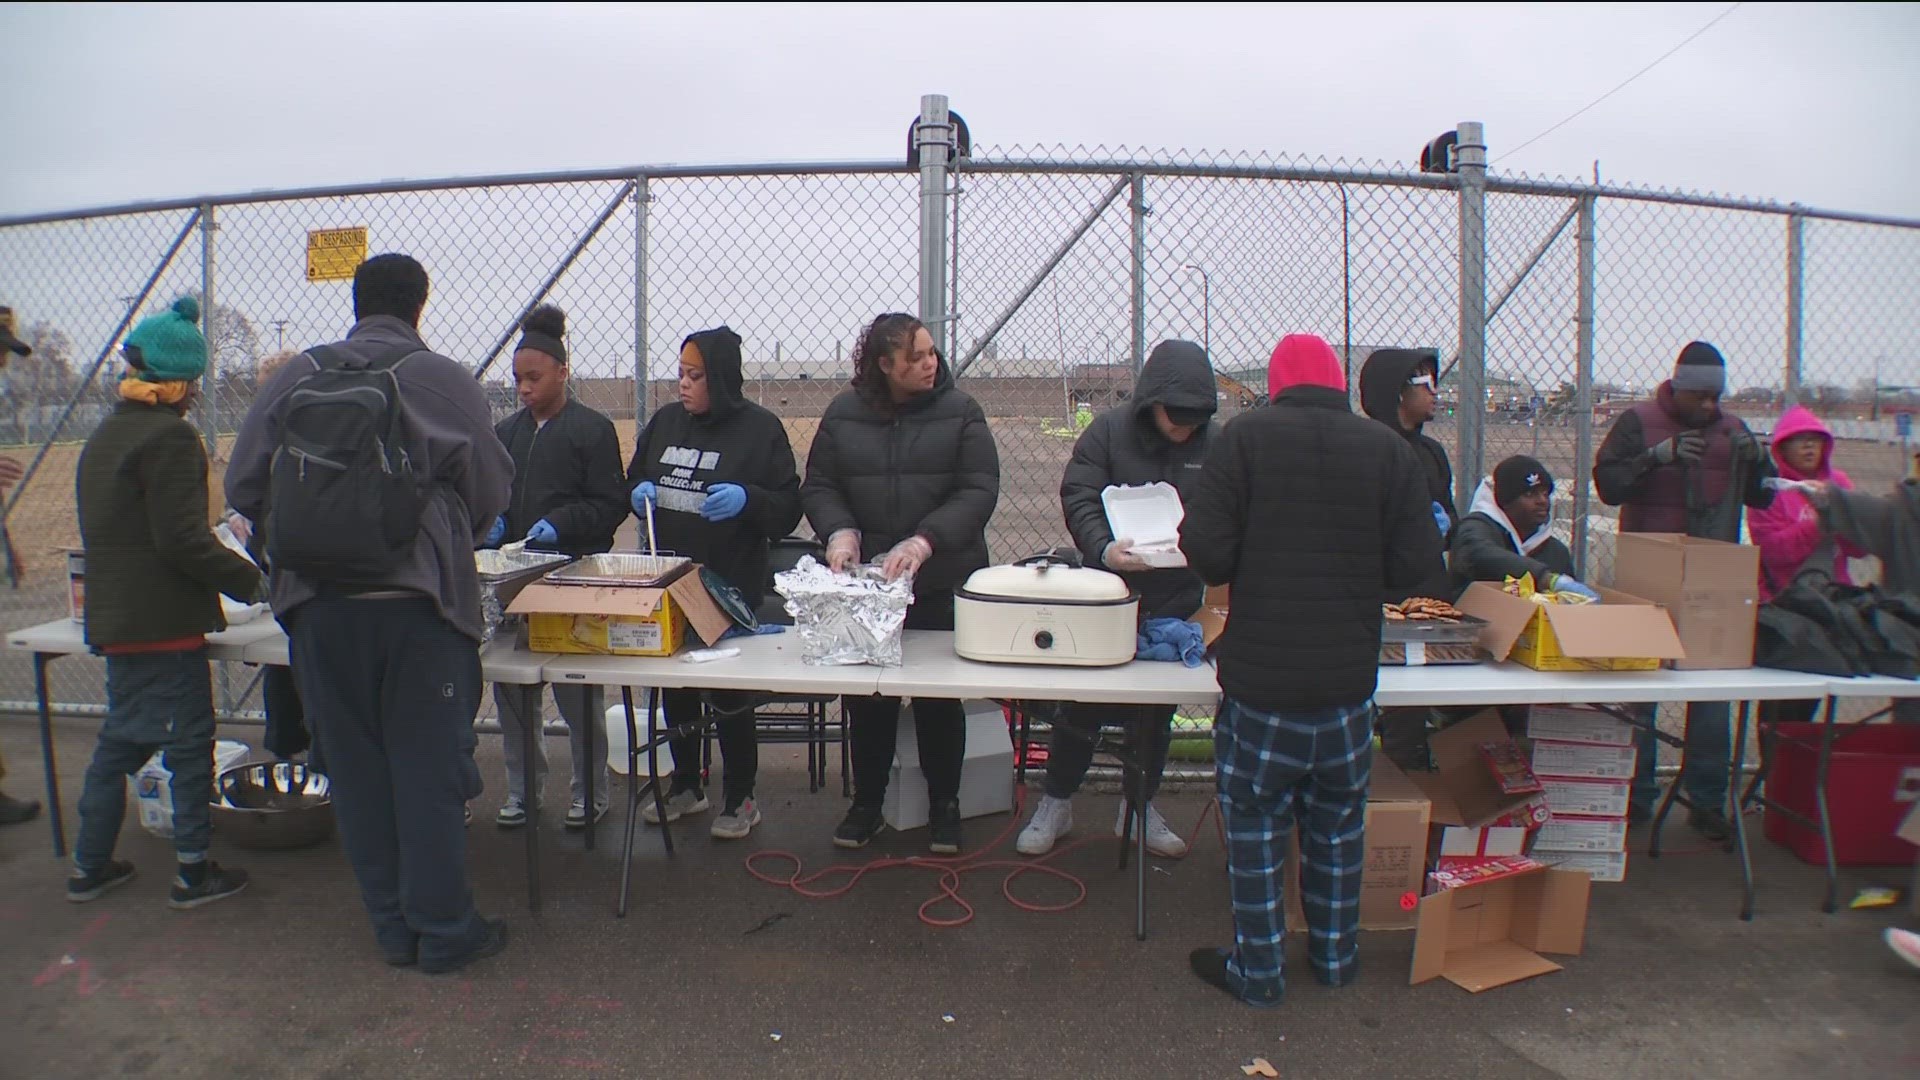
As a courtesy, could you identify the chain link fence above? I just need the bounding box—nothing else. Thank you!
[3,122,1918,727]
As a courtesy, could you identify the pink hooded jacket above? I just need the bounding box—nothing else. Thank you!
[1748,405,1860,600]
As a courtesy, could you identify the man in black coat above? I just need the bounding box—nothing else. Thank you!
[1017,339,1217,861]
[1179,334,1441,1009]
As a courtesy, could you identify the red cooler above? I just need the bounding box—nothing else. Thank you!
[1764,722,1920,867]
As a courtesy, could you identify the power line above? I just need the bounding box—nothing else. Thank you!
[1498,2,1745,164]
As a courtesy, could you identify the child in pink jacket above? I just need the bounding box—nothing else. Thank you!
[1749,405,1862,600]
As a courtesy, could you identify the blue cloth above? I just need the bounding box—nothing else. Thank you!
[630,481,656,515]
[700,482,748,522]
[525,519,558,545]
[1431,501,1451,537]
[1136,617,1206,667]
[482,515,506,548]
[76,649,217,873]
[1214,695,1374,1007]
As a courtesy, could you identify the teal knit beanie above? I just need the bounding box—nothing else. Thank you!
[122,296,207,382]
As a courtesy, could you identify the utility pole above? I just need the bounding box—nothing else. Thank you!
[271,319,289,353]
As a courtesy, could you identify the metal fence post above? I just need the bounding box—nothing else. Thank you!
[1453,122,1488,514]
[1129,173,1148,373]
[916,94,953,357]
[1573,194,1597,579]
[199,203,217,456]
[1784,209,1805,407]
[634,174,651,423]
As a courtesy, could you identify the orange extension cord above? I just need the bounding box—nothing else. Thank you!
[745,787,1226,928]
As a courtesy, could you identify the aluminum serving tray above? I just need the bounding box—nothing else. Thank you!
[1380,611,1487,645]
[474,547,573,583]
[541,551,693,588]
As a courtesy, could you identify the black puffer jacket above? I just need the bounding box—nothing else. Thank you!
[802,354,1000,596]
[1180,385,1442,711]
[628,327,802,606]
[1060,340,1217,621]
[493,399,629,557]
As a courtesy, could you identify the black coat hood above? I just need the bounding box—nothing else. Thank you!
[685,326,747,420]
[1359,348,1439,433]
[1131,340,1217,417]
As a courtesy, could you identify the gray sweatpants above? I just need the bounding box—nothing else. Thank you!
[494,683,608,811]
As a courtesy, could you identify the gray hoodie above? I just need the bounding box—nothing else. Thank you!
[225,315,514,641]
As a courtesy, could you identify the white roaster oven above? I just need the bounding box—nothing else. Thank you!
[952,550,1139,666]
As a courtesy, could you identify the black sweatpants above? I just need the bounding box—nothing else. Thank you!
[847,589,965,808]
[665,688,758,805]
[288,597,491,967]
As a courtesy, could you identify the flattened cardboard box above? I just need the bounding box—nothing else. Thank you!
[1410,865,1591,992]
[1410,710,1553,839]
[509,566,734,656]
[1455,581,1685,672]
[1282,759,1432,931]
[1611,533,1759,671]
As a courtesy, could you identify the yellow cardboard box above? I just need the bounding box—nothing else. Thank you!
[507,566,733,657]
[1455,582,1686,672]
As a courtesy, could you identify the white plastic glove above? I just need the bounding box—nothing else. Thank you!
[1102,537,1150,573]
[881,534,934,582]
[225,513,253,543]
[825,529,862,572]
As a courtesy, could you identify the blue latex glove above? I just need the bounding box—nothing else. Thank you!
[700,483,748,522]
[630,481,656,516]
[1431,501,1452,536]
[526,519,558,546]
[1551,574,1601,602]
[482,515,506,547]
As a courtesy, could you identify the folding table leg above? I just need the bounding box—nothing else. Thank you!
[1134,722,1149,943]
[618,686,644,919]
[1814,695,1840,914]
[520,683,543,916]
[649,688,674,858]
[1013,702,1028,786]
[1729,700,1755,921]
[35,653,65,858]
[582,680,596,853]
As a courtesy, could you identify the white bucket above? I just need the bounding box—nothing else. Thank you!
[603,692,661,776]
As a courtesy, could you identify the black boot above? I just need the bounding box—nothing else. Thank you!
[928,797,962,855]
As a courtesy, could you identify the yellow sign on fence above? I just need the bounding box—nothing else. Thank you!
[305,227,368,282]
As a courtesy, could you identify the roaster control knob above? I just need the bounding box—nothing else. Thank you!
[1034,630,1054,650]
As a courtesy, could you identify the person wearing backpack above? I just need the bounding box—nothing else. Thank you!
[227,254,515,974]
[482,304,628,833]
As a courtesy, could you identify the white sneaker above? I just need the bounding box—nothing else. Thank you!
[1016,795,1074,856]
[641,786,709,826]
[1889,927,1920,972]
[1114,801,1189,860]
[710,797,762,840]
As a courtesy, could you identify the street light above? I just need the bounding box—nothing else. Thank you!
[1182,263,1211,357]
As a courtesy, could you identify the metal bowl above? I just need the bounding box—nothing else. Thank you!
[211,762,335,850]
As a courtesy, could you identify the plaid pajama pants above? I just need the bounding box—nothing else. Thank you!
[1213,694,1374,1007]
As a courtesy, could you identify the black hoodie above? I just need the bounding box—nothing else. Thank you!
[802,350,1000,596]
[626,326,803,606]
[1360,347,1455,601]
[1059,339,1217,621]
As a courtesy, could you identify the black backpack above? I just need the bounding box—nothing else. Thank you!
[265,342,427,581]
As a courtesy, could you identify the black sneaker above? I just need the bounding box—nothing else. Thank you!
[0,790,42,825]
[419,918,509,975]
[833,804,887,849]
[1689,807,1733,843]
[67,860,137,903]
[1188,947,1236,999]
[928,798,962,856]
[168,861,249,910]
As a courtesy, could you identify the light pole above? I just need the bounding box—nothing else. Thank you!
[1182,263,1211,357]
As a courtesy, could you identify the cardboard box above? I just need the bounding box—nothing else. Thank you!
[884,700,1015,831]
[1527,706,1636,748]
[1435,824,1529,860]
[1455,581,1686,672]
[1411,711,1555,838]
[1611,533,1760,671]
[508,565,733,656]
[1531,814,1629,854]
[1541,777,1632,819]
[1194,584,1229,647]
[1529,848,1628,884]
[1530,739,1638,782]
[1410,865,1591,992]
[1282,759,1434,931]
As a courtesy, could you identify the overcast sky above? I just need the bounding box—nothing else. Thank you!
[2,2,1916,220]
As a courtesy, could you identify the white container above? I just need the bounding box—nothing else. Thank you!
[953,557,1138,667]
[1526,706,1635,747]
[603,693,660,776]
[1531,814,1629,853]
[1540,777,1632,819]
[1100,482,1188,568]
[883,699,1015,832]
[1531,848,1628,883]
[132,739,251,838]
[1530,739,1638,781]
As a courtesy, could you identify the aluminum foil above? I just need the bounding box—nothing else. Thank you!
[773,555,913,666]
[475,548,571,647]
